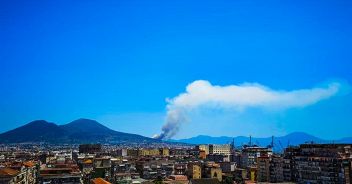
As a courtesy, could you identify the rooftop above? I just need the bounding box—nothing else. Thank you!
[91,178,111,184]
[0,168,19,176]
[190,178,220,184]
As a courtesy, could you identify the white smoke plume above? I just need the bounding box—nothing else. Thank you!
[154,80,343,139]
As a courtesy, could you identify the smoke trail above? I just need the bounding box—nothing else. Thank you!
[153,108,185,140]
[154,80,345,140]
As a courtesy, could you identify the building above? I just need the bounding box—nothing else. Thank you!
[241,146,272,168]
[209,144,231,155]
[203,163,222,182]
[174,163,187,175]
[218,162,235,173]
[198,145,209,155]
[199,150,206,160]
[187,163,201,179]
[93,158,112,179]
[22,161,38,184]
[269,155,284,182]
[116,149,127,157]
[206,154,224,162]
[257,156,270,182]
[248,166,257,182]
[0,161,38,184]
[167,175,188,183]
[293,144,352,184]
[39,167,82,183]
[127,149,139,157]
[210,167,222,182]
[161,148,170,156]
[283,146,300,182]
[139,149,160,156]
[79,144,102,154]
[0,168,22,184]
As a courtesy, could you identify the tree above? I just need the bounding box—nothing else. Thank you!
[222,176,233,184]
[153,176,163,184]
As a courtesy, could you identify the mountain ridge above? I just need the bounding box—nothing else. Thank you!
[0,119,158,144]
[172,132,352,152]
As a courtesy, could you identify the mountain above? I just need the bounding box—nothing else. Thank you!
[61,118,116,135]
[0,119,158,144]
[0,120,66,143]
[336,137,352,144]
[60,118,154,143]
[172,132,346,152]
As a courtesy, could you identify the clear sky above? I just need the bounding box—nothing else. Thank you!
[0,0,351,139]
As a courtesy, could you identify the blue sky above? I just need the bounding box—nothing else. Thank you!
[0,0,351,139]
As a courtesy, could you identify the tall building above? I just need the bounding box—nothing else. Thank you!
[257,156,270,182]
[284,144,352,184]
[188,164,201,179]
[283,146,300,182]
[257,155,284,183]
[269,155,284,183]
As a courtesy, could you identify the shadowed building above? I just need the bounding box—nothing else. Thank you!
[284,144,352,184]
[79,144,102,154]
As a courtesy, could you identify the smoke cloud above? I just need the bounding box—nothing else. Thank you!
[154,80,345,139]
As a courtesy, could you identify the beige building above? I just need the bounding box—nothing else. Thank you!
[161,148,170,156]
[192,165,202,179]
[209,144,231,155]
[198,145,209,155]
[139,148,160,156]
[199,144,232,155]
[210,167,222,182]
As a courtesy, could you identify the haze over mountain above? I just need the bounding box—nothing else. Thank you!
[172,132,352,152]
[0,118,158,144]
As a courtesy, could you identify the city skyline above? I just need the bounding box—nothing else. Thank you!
[1,0,352,139]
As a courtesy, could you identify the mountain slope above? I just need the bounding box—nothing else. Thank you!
[60,118,116,135]
[0,120,66,143]
[0,119,157,144]
[337,137,352,143]
[60,118,155,143]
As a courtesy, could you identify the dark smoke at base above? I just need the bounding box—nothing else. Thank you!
[153,109,185,140]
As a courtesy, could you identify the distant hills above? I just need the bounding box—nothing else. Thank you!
[1,119,351,151]
[0,118,158,144]
[172,132,352,152]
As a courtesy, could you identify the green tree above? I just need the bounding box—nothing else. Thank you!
[153,176,163,184]
[222,176,233,184]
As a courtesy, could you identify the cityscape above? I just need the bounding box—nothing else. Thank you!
[0,119,352,183]
[1,0,351,184]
